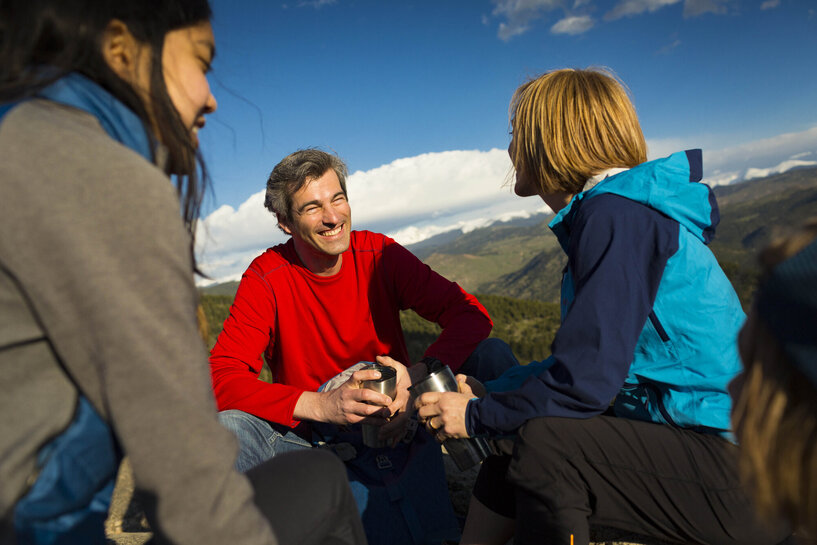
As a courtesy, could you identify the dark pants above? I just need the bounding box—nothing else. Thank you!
[247,449,366,545]
[474,415,790,545]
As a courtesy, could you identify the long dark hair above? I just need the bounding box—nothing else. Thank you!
[0,0,212,269]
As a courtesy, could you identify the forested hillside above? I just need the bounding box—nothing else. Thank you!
[200,292,559,366]
[399,293,559,363]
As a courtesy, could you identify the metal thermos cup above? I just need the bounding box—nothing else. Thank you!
[360,363,397,448]
[408,365,493,471]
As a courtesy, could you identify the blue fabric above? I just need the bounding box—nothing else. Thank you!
[217,409,461,544]
[36,73,153,161]
[456,338,519,384]
[483,355,555,394]
[9,73,154,544]
[469,151,744,439]
[14,398,118,545]
[0,103,16,121]
[470,194,679,434]
[316,424,461,545]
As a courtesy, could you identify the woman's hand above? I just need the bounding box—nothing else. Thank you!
[456,373,486,398]
[415,390,472,440]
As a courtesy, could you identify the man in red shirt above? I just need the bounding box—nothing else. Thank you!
[209,148,516,472]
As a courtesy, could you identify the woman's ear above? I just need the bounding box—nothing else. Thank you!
[100,19,147,86]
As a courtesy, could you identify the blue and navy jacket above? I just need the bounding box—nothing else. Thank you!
[466,150,744,439]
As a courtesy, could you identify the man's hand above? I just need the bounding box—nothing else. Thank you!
[376,355,412,445]
[414,390,472,440]
[294,367,392,425]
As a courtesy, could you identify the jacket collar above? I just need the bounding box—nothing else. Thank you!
[38,73,155,162]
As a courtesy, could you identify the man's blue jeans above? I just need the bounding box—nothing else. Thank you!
[218,338,519,473]
[218,410,313,473]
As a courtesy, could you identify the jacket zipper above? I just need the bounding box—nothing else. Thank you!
[648,310,670,342]
[644,382,679,427]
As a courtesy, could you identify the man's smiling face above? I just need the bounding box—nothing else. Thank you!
[279,168,351,275]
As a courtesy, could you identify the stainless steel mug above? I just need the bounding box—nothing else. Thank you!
[408,365,493,470]
[361,363,397,448]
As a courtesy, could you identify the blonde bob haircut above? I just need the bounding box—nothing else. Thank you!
[732,218,817,543]
[509,67,647,195]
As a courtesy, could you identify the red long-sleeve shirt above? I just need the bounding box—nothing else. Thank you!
[209,230,492,427]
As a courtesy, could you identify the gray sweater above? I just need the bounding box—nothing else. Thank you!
[0,100,277,544]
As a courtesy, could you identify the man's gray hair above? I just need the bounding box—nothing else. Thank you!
[264,149,349,226]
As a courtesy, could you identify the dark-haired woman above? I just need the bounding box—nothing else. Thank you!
[0,1,364,544]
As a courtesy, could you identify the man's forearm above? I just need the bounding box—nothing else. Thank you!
[292,374,392,426]
[292,391,326,422]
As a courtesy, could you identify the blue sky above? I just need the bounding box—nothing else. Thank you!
[195,0,817,283]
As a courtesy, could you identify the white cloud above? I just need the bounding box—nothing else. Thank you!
[497,21,533,40]
[605,0,681,20]
[345,149,513,226]
[682,0,729,17]
[744,159,817,181]
[760,0,780,9]
[196,149,547,284]
[604,0,729,20]
[703,125,817,174]
[494,0,732,37]
[703,171,742,187]
[389,203,549,246]
[551,15,595,34]
[296,0,336,7]
[656,38,682,54]
[646,137,690,160]
[697,126,817,187]
[491,0,563,40]
[197,126,817,285]
[195,192,287,284]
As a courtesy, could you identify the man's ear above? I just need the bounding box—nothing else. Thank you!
[277,213,292,235]
[100,19,143,84]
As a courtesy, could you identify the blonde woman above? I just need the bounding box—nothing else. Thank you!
[732,219,817,544]
[416,68,791,545]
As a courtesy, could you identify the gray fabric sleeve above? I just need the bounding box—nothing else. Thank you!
[0,102,277,544]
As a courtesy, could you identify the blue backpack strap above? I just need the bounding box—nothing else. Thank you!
[0,102,18,122]
[14,396,120,545]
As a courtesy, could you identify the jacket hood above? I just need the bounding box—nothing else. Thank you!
[550,150,718,249]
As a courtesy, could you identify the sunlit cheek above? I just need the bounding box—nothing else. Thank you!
[162,72,185,123]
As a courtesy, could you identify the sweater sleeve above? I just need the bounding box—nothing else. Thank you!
[209,266,305,426]
[383,238,492,371]
[467,194,678,436]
